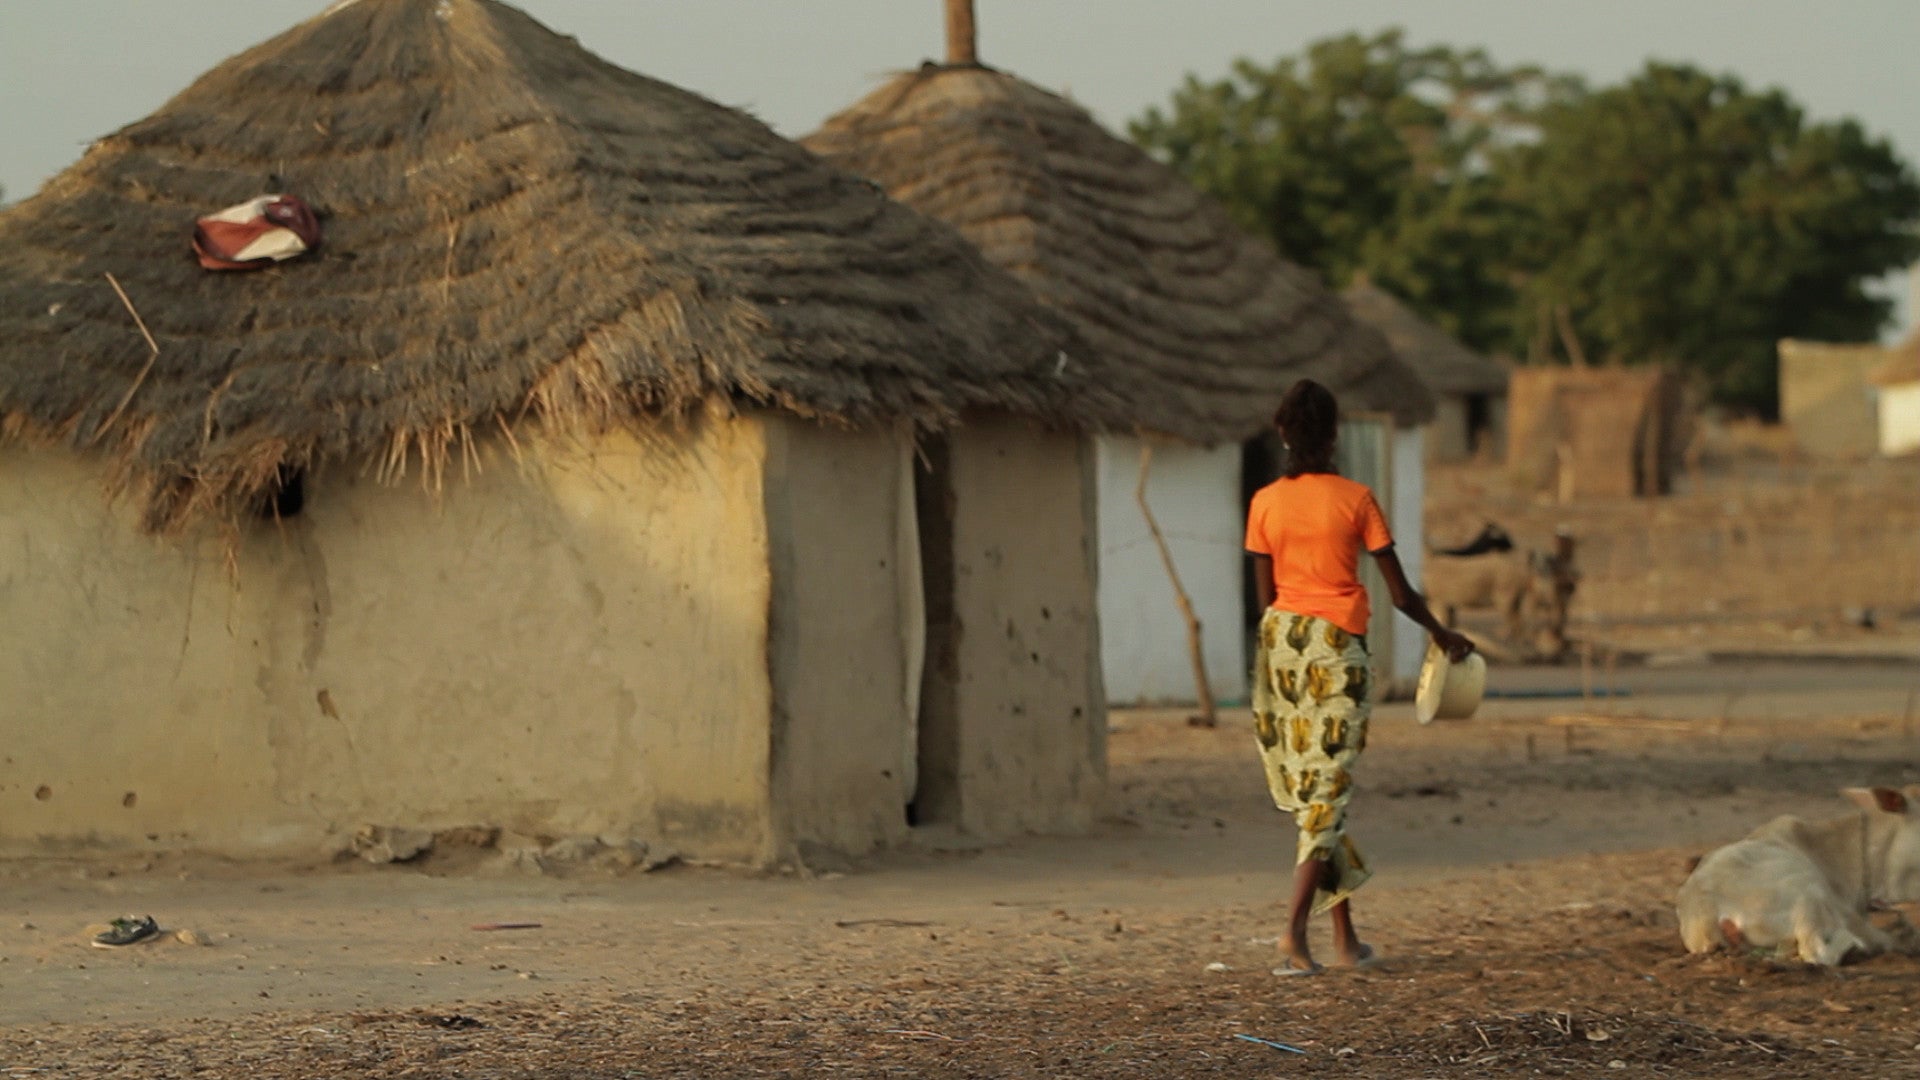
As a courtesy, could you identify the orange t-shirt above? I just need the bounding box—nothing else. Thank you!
[1244,473,1394,636]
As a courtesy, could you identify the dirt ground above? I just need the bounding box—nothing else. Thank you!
[5,659,1919,1078]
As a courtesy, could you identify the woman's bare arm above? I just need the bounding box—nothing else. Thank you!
[1371,546,1475,661]
[1252,553,1275,611]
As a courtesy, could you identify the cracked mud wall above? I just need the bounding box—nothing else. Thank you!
[761,418,919,859]
[938,417,1107,837]
[0,412,779,861]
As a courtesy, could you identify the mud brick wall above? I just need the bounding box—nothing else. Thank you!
[1429,457,1920,625]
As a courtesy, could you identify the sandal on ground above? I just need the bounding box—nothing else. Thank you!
[1271,958,1323,977]
[92,915,161,948]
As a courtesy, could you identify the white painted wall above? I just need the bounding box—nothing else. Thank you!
[1094,424,1428,703]
[1880,383,1920,456]
[1336,418,1397,690]
[1390,425,1428,684]
[1095,435,1245,706]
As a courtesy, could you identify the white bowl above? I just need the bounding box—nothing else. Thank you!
[1415,644,1486,724]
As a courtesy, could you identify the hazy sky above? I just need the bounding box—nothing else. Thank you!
[4,0,1916,331]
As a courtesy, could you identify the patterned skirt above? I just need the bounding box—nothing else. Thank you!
[1251,608,1374,915]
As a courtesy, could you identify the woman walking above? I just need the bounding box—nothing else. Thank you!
[1246,379,1474,975]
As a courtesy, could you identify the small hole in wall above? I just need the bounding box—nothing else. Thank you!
[255,465,306,520]
[35,785,52,801]
[123,792,138,809]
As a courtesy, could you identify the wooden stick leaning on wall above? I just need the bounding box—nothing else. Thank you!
[1136,443,1217,727]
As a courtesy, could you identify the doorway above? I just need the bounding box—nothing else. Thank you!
[906,435,960,829]
[1465,393,1492,458]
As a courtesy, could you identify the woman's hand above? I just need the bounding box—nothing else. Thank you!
[1372,546,1478,663]
[1433,627,1475,663]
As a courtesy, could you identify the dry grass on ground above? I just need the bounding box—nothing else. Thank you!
[8,687,1920,1078]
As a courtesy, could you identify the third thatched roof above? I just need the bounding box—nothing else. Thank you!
[0,0,1116,533]
[1341,280,1510,397]
[803,63,1436,443]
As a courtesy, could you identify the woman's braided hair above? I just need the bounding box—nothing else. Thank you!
[1275,379,1339,477]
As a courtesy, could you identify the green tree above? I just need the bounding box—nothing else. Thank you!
[1128,30,1574,350]
[1500,62,1920,414]
[1134,39,1920,416]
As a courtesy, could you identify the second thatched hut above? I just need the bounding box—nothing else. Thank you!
[805,16,1435,705]
[1343,279,1510,463]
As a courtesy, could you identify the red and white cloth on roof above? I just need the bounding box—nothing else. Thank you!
[192,194,322,271]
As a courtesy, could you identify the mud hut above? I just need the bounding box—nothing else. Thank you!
[1342,280,1509,463]
[0,0,1130,863]
[1506,366,1686,501]
[803,6,1435,706]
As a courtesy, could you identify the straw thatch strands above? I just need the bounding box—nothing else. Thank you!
[804,63,1436,443]
[1341,281,1507,400]
[0,0,1119,534]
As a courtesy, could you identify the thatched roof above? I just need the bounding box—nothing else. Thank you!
[802,64,1435,444]
[1341,281,1509,397]
[0,0,1117,534]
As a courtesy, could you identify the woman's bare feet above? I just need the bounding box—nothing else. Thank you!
[1327,898,1375,967]
[1275,936,1322,976]
[1332,941,1379,968]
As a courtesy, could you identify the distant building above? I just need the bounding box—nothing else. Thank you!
[1778,335,1920,458]
[1507,366,1686,500]
[1872,338,1920,456]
